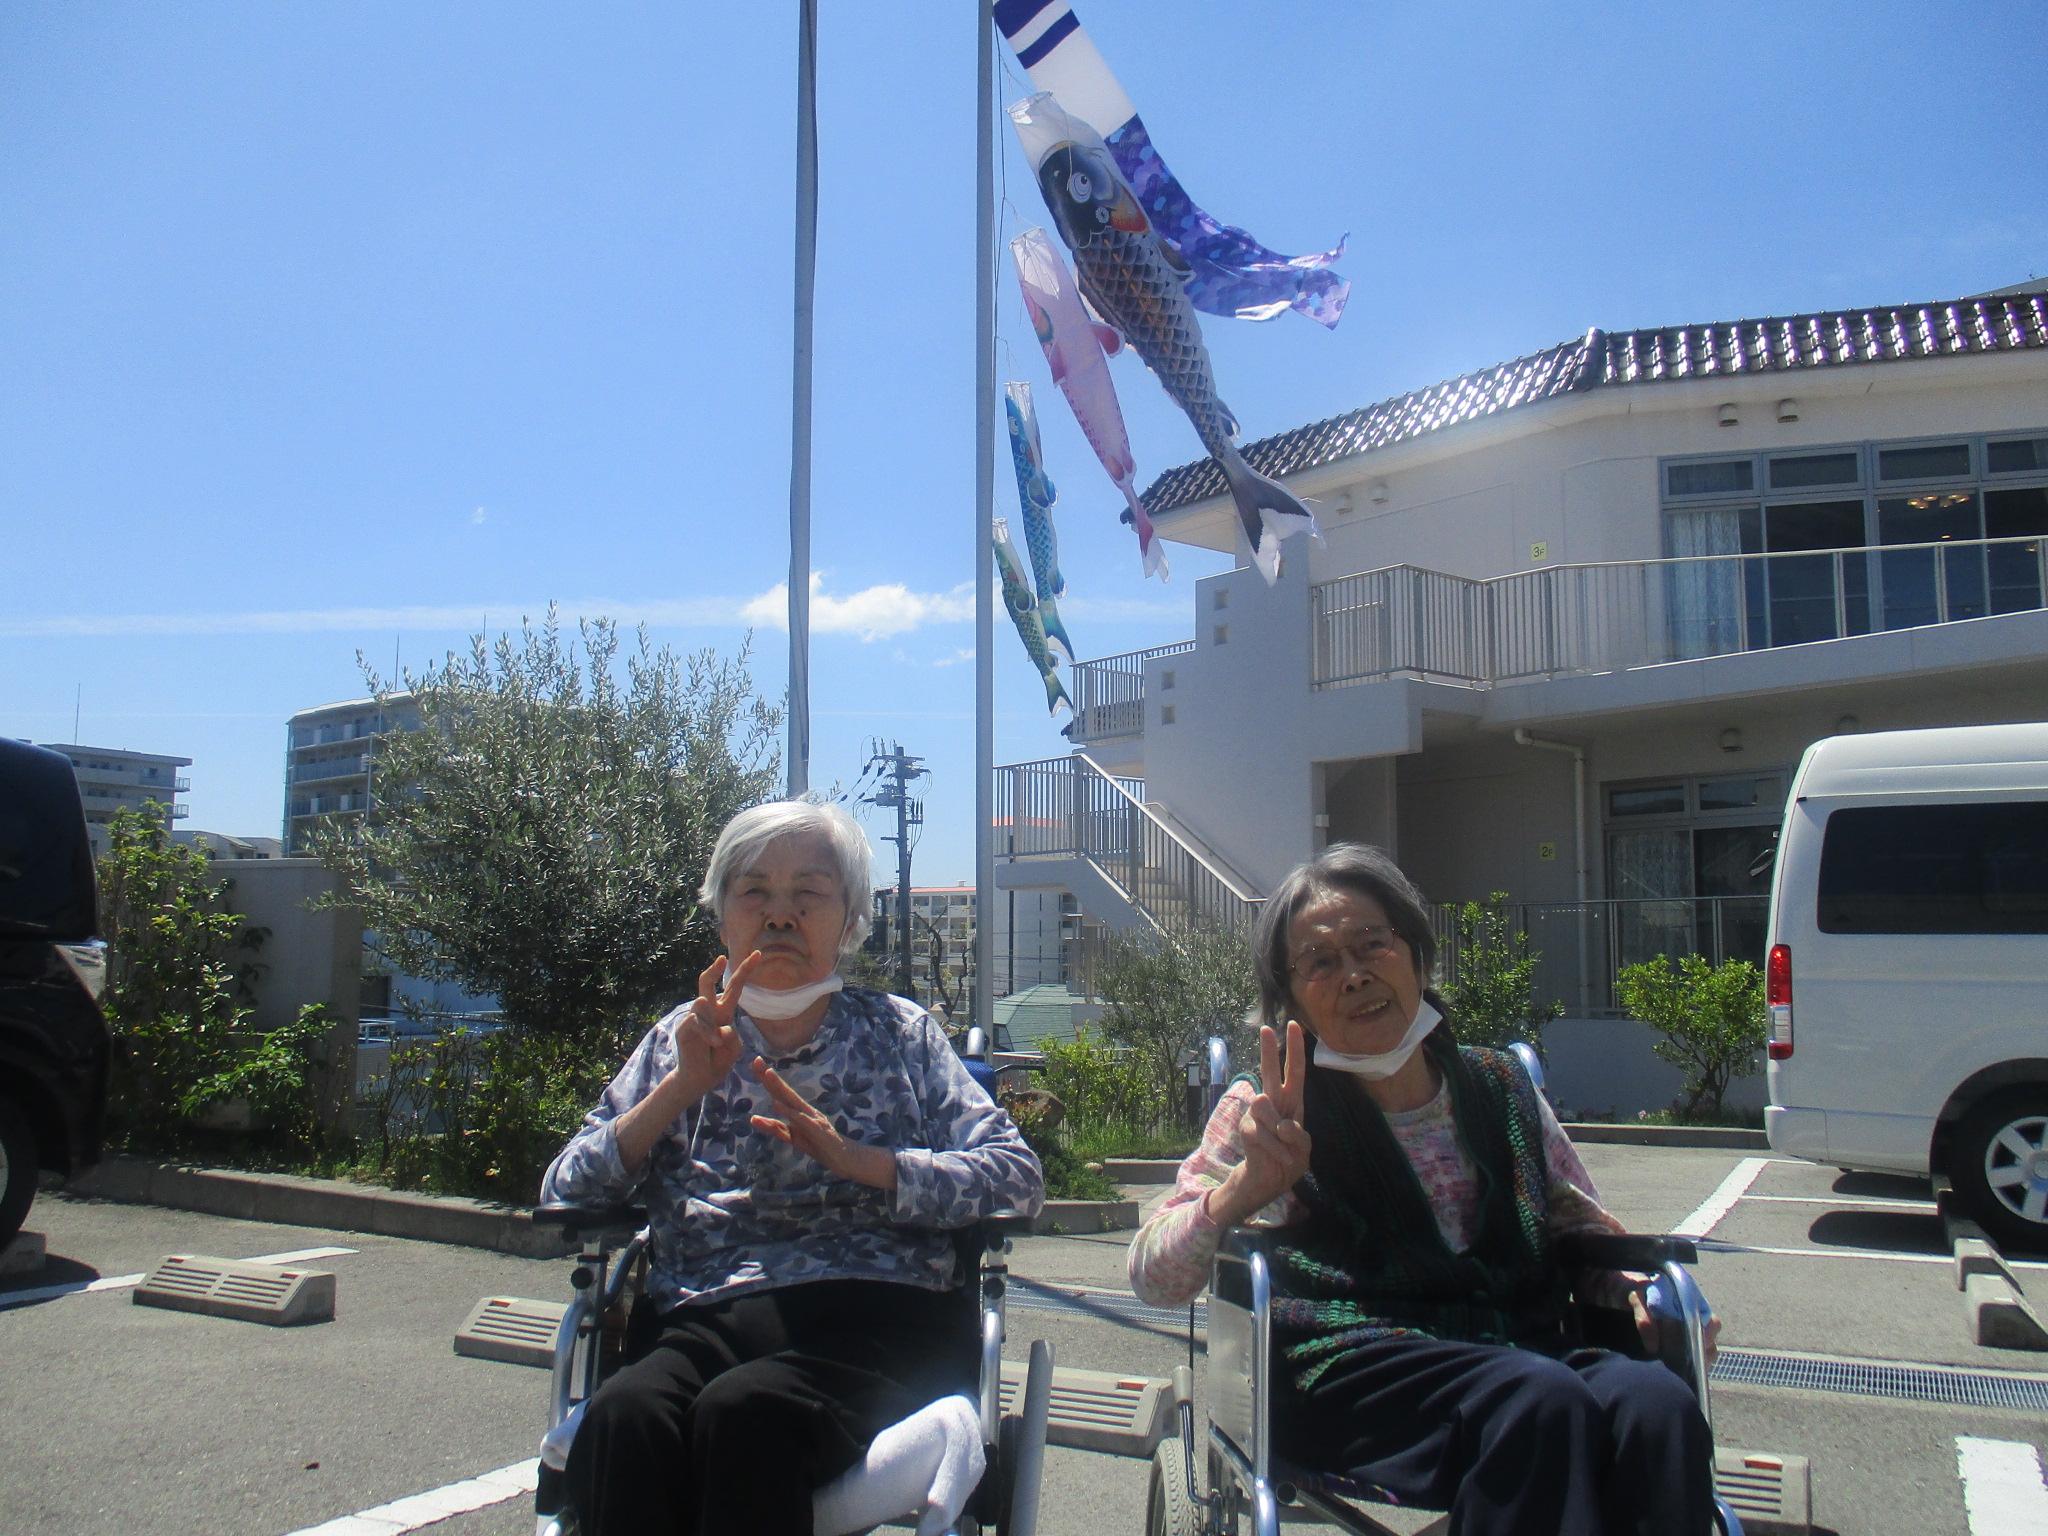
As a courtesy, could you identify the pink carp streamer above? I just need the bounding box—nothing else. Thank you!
[1010,225,1168,581]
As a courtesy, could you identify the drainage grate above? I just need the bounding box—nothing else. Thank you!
[1010,1290,2048,1413]
[1712,1348,2048,1413]
[132,1254,335,1326]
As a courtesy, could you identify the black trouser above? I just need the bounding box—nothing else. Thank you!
[1275,1334,1712,1536]
[564,1277,976,1536]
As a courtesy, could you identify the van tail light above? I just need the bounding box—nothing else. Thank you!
[1766,943,1793,1060]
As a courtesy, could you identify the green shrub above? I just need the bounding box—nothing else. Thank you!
[182,1004,335,1153]
[1613,954,1766,1121]
[1006,1094,1120,1202]
[1439,893,1562,1054]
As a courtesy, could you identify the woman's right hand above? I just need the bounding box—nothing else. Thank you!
[670,952,762,1103]
[1208,1020,1311,1228]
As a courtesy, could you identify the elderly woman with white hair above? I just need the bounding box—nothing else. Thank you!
[541,799,1044,1536]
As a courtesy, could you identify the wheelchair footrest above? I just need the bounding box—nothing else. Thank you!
[996,1360,1173,1458]
[1716,1446,1812,1534]
[455,1295,570,1367]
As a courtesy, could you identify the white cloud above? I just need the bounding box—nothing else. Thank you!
[470,506,488,525]
[0,575,990,642]
[741,573,976,642]
[931,648,978,668]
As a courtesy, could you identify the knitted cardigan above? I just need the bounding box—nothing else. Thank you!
[1266,1028,1570,1390]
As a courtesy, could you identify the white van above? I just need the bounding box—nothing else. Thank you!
[1765,722,2048,1250]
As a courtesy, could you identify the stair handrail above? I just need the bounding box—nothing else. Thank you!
[1073,752,1263,903]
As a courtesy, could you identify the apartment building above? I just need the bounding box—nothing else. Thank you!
[42,743,191,857]
[282,694,417,853]
[996,285,2048,1097]
[872,884,977,1007]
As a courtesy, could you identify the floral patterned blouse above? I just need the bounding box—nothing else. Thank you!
[541,986,1044,1313]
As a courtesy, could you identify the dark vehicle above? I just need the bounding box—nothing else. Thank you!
[0,738,112,1248]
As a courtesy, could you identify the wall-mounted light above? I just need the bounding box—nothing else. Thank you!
[1835,714,1860,734]
[1776,398,1800,423]
[1368,479,1390,505]
[1719,727,1743,754]
[1717,402,1739,428]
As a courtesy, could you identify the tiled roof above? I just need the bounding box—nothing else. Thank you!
[1141,290,2048,515]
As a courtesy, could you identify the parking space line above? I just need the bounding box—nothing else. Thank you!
[1955,1437,2048,1533]
[283,1457,538,1536]
[1676,1156,1770,1238]
[1698,1240,2048,1273]
[1742,1194,1939,1212]
[0,1245,356,1311]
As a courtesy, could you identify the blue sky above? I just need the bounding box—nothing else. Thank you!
[4,1,2043,883]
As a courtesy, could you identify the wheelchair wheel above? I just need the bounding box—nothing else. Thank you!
[1147,1435,1204,1536]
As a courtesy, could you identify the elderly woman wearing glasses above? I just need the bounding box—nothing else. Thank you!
[1128,843,1716,1536]
[541,799,1043,1536]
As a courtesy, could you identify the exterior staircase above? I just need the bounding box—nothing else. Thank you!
[993,752,1264,947]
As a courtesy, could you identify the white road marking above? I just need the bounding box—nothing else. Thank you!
[1955,1437,2048,1534]
[0,1245,356,1311]
[283,1458,538,1536]
[1699,1241,2048,1272]
[1742,1194,1938,1212]
[1675,1156,1770,1238]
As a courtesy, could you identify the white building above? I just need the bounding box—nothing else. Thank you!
[282,694,417,854]
[175,830,284,861]
[997,285,2048,1110]
[42,742,191,857]
[282,692,494,1024]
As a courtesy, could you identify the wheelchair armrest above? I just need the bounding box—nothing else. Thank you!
[1555,1231,1698,1272]
[533,1202,648,1238]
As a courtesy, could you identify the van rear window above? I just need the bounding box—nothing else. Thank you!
[1818,802,2048,934]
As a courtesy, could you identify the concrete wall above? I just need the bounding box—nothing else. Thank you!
[1541,1016,1767,1120]
[221,858,362,1130]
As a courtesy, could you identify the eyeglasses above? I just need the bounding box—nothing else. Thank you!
[1289,927,1402,985]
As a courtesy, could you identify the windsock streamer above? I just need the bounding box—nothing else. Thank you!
[993,516,1073,719]
[1010,226,1167,580]
[995,0,1349,329]
[1003,382,1077,665]
[1012,93,1319,586]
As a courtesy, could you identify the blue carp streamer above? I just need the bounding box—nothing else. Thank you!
[995,0,1349,328]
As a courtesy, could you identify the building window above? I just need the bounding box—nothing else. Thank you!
[1661,431,2048,656]
[1605,772,1782,971]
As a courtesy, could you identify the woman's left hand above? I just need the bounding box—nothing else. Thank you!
[749,1056,899,1194]
[1629,1284,1722,1366]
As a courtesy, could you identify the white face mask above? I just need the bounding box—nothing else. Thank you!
[740,972,845,1021]
[1313,1000,1442,1080]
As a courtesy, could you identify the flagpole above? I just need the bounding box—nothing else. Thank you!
[972,0,996,1035]
[786,0,818,796]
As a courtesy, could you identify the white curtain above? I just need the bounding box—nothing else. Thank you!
[1666,509,1744,658]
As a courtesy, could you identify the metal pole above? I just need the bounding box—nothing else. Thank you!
[896,754,914,999]
[786,0,818,796]
[973,0,996,1033]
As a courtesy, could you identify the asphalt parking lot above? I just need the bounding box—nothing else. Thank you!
[4,1145,2045,1536]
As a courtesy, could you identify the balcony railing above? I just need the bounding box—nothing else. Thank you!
[1433,895,1770,1016]
[293,757,368,784]
[1067,640,1196,744]
[996,753,1263,940]
[1313,534,2048,689]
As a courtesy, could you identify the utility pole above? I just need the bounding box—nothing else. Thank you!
[862,741,927,998]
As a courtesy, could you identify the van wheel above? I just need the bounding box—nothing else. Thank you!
[1950,1088,2048,1254]
[0,1099,36,1250]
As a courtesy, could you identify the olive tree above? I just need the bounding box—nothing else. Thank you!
[1091,921,1259,1123]
[1613,954,1766,1121]
[312,611,782,1040]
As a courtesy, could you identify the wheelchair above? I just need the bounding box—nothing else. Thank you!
[1146,1042,1741,1536]
[531,1202,1053,1536]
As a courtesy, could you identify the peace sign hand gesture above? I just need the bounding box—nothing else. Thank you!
[671,952,763,1104]
[1206,1020,1312,1229]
